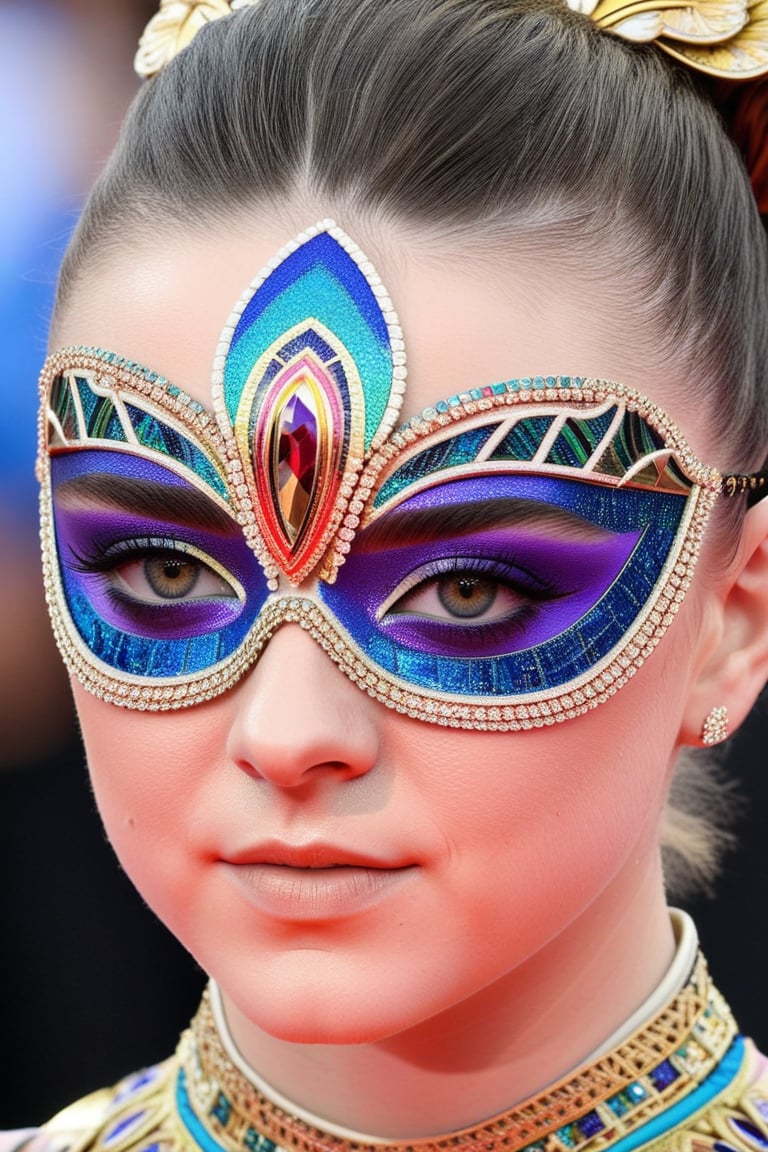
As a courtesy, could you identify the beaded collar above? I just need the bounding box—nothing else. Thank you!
[43,951,768,1152]
[177,955,743,1152]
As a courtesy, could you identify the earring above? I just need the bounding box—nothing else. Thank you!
[701,705,729,746]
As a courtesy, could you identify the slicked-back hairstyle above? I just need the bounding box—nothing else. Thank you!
[58,0,768,470]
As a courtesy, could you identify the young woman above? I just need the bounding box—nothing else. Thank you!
[8,0,768,1149]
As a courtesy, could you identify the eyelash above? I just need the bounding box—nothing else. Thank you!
[380,554,561,621]
[68,535,242,607]
[69,536,198,574]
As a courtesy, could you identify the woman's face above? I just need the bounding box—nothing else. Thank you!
[51,217,720,1044]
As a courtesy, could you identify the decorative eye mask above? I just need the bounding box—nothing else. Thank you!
[38,221,750,729]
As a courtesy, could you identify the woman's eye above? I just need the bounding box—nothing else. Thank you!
[392,569,528,624]
[114,553,237,604]
[436,573,498,618]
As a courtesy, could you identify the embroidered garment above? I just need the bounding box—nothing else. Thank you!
[3,947,768,1152]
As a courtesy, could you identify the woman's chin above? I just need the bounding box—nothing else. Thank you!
[214,958,464,1048]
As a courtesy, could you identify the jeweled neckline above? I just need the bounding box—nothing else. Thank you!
[177,952,738,1152]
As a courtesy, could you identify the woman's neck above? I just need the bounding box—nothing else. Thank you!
[219,851,675,1139]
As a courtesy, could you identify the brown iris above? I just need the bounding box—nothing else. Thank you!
[437,574,497,619]
[144,557,200,600]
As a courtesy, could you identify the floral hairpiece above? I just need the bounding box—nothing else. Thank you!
[135,0,261,79]
[568,0,768,79]
[136,0,768,80]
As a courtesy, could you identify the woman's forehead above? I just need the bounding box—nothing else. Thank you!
[53,217,701,440]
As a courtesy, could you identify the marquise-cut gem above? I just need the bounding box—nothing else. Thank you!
[273,381,319,543]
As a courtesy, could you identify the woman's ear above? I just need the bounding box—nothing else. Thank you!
[680,498,768,747]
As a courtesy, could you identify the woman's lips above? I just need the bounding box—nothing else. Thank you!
[221,842,417,920]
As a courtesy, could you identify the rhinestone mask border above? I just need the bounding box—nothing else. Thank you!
[38,348,721,725]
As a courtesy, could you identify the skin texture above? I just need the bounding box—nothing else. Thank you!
[53,211,768,1137]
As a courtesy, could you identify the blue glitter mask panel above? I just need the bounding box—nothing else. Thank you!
[320,472,685,699]
[38,222,723,728]
[51,449,268,683]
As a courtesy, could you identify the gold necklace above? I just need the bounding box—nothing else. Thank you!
[178,954,741,1152]
[42,953,766,1152]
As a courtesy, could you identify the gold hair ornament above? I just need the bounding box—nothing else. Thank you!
[135,0,261,79]
[135,0,768,80]
[567,0,768,77]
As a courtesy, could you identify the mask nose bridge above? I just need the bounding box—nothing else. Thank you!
[246,581,351,677]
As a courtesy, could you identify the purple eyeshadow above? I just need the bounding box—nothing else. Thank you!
[74,570,244,638]
[320,469,688,698]
[335,524,639,656]
[50,449,264,642]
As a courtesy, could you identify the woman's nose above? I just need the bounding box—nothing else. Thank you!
[226,623,381,788]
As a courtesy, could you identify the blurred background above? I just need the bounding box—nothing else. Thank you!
[0,0,206,1128]
[1,0,767,1130]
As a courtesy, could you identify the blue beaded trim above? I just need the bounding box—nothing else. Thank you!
[175,1034,744,1152]
[605,1035,745,1152]
[177,1067,279,1152]
[519,1035,746,1152]
[176,1067,229,1152]
[410,377,584,429]
[65,346,212,420]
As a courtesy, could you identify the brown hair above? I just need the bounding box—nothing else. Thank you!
[58,0,767,462]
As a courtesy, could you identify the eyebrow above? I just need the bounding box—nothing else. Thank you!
[358,498,612,551]
[54,473,236,533]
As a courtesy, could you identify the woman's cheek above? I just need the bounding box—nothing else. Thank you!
[74,687,213,885]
